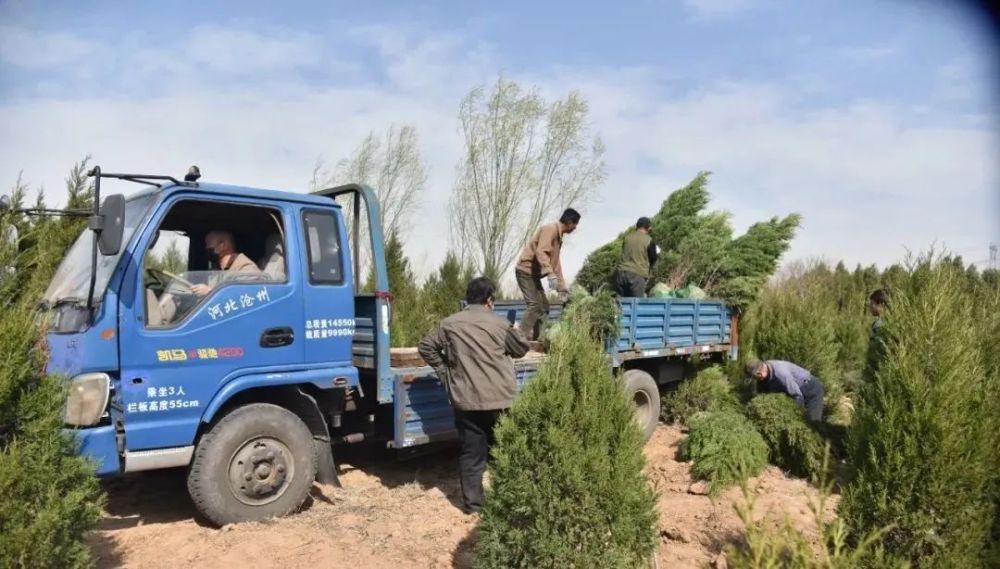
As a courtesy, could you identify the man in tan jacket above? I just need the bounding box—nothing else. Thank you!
[418,277,530,514]
[514,208,581,340]
[191,230,261,297]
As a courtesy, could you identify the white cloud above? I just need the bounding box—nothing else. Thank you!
[0,25,99,68]
[1,21,996,289]
[682,0,752,20]
[184,24,323,74]
[839,42,901,63]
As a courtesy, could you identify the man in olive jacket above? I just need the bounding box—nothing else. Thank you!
[418,276,530,514]
[614,216,658,297]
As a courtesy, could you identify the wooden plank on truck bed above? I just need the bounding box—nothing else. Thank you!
[517,350,548,365]
[390,347,426,368]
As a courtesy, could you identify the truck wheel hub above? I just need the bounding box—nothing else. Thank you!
[633,390,650,428]
[228,437,294,506]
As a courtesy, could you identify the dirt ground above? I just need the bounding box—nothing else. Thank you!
[89,424,833,568]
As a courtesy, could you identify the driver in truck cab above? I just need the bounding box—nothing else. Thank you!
[154,230,261,325]
[190,230,260,297]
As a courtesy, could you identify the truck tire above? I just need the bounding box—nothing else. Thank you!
[623,369,660,444]
[187,403,317,526]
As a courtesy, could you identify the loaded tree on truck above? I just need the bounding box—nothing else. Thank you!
[28,166,737,526]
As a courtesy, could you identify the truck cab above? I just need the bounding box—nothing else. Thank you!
[50,169,390,525]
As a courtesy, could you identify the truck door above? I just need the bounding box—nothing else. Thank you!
[299,207,355,367]
[118,196,305,452]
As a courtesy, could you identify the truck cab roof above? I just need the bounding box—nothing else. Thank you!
[126,181,341,209]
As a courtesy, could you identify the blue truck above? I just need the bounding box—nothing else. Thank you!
[41,166,737,526]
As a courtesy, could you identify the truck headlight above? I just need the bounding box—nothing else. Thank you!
[64,373,111,427]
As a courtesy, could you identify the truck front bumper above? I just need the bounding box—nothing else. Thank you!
[66,425,121,476]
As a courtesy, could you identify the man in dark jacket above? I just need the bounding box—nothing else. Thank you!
[614,216,658,297]
[418,277,530,514]
[746,359,825,422]
[866,289,890,377]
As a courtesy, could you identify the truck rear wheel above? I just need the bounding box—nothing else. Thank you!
[623,369,660,444]
[187,403,317,526]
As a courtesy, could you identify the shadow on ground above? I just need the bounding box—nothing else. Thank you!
[452,524,479,569]
[336,441,468,514]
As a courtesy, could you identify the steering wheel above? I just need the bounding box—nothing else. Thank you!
[146,267,196,295]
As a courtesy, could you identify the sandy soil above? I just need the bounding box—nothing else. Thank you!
[89,424,832,569]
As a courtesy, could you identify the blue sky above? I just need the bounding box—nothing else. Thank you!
[1,0,997,281]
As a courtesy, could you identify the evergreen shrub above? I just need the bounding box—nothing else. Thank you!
[475,304,657,568]
[841,258,996,567]
[681,411,768,495]
[746,394,826,480]
[660,366,741,426]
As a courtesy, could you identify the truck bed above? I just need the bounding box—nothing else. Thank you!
[383,297,737,449]
[492,298,736,362]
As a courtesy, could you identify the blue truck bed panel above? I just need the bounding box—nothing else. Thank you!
[391,361,541,448]
[619,298,732,350]
[493,298,733,355]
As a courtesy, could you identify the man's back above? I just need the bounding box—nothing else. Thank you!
[516,222,563,281]
[619,230,653,277]
[419,305,529,411]
[762,360,813,398]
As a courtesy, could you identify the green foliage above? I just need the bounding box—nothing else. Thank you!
[681,411,769,494]
[741,266,842,410]
[978,289,1000,567]
[841,256,997,567]
[146,240,187,275]
[574,243,619,292]
[0,162,104,568]
[381,232,424,347]
[476,306,657,569]
[575,172,800,309]
[371,233,480,347]
[421,252,475,325]
[660,366,741,425]
[746,394,826,480]
[545,285,619,346]
[727,455,905,569]
[982,290,1000,567]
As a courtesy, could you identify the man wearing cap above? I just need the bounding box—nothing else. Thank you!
[746,359,825,422]
[614,216,658,298]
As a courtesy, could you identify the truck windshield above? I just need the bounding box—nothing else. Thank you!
[42,194,156,314]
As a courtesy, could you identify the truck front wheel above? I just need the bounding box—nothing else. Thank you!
[623,369,660,444]
[187,403,317,526]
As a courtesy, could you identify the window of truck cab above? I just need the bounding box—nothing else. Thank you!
[301,209,344,285]
[42,194,156,332]
[142,199,288,328]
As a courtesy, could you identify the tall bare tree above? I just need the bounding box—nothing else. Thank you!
[312,124,427,240]
[310,125,427,290]
[449,76,606,283]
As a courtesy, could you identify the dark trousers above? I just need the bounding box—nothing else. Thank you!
[801,378,825,422]
[614,270,647,298]
[515,270,548,340]
[454,408,503,513]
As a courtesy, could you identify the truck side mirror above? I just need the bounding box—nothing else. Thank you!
[96,194,125,256]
